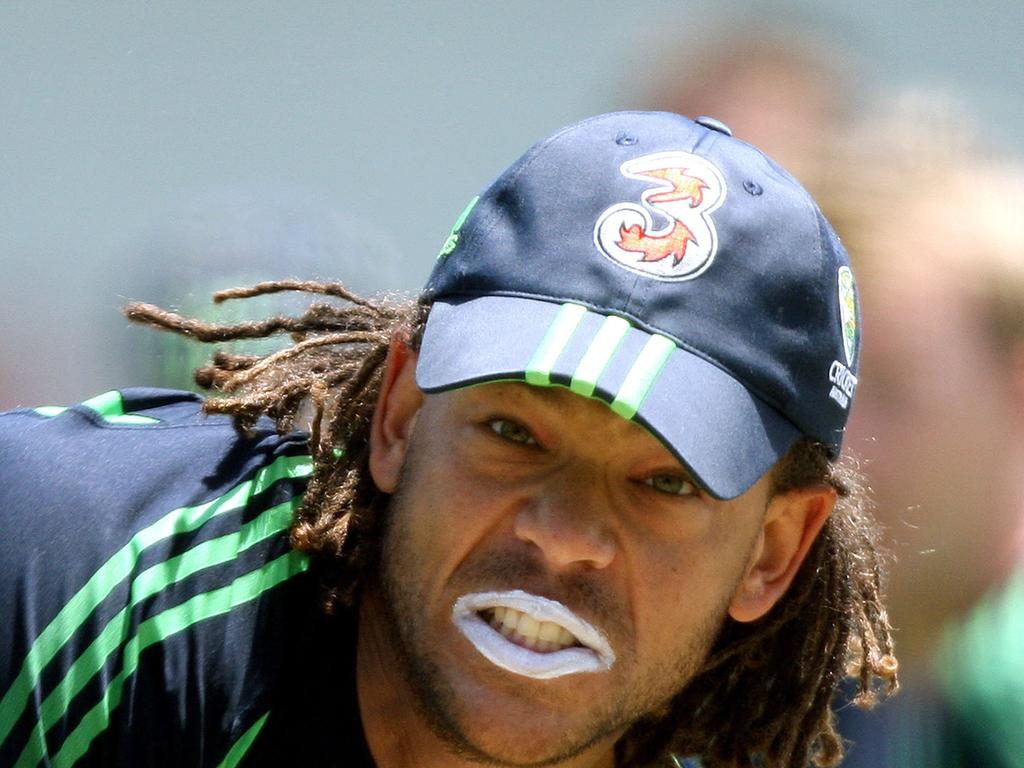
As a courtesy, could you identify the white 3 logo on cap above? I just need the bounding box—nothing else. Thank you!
[594,151,727,281]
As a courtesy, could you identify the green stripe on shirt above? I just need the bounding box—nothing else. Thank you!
[33,391,160,425]
[0,453,312,750]
[216,711,271,768]
[12,497,302,767]
[47,550,309,768]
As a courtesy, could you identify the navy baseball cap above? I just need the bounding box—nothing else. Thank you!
[417,111,860,499]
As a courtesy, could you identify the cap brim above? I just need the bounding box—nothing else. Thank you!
[416,296,800,499]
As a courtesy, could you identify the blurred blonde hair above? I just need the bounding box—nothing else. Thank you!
[820,90,1024,353]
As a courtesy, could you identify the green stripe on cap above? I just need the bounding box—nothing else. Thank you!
[610,334,676,419]
[525,303,587,386]
[437,195,480,259]
[570,315,630,397]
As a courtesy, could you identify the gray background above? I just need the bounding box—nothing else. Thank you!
[2,1,1021,406]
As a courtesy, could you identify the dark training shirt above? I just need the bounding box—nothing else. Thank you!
[0,389,374,767]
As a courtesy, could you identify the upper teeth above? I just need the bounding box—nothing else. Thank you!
[452,590,616,679]
[484,606,578,652]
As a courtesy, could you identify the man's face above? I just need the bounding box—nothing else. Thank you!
[364,375,780,766]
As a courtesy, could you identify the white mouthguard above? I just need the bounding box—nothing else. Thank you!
[451,590,616,679]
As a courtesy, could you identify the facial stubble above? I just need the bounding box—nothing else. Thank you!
[369,439,738,767]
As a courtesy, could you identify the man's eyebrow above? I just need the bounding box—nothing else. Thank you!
[475,381,567,411]
[519,384,576,410]
[500,383,610,421]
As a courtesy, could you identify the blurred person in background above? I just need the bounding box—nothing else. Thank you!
[935,539,1024,768]
[644,19,1024,761]
[832,103,1024,766]
[643,16,858,196]
[839,101,1024,667]
[0,188,405,411]
[115,188,406,392]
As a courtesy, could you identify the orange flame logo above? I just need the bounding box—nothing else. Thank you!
[637,167,709,207]
[594,151,726,281]
[617,221,696,266]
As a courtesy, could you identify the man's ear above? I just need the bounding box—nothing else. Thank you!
[368,335,424,493]
[728,486,836,623]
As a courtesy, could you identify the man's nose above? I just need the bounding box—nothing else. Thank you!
[512,470,617,571]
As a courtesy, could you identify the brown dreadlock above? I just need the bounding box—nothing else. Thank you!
[126,280,897,768]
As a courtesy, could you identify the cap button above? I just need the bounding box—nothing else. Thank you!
[694,116,733,137]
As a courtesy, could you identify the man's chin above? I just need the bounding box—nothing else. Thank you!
[400,641,626,767]
[419,697,622,768]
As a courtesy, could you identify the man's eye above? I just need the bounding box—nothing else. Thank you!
[488,419,536,445]
[644,475,695,497]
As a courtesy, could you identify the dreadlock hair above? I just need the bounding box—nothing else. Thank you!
[126,280,897,768]
[126,279,426,611]
[615,441,897,768]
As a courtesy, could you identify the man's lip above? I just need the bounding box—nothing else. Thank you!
[451,590,616,680]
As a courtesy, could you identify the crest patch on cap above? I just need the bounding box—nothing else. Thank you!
[827,265,859,410]
[594,151,726,281]
[838,266,857,366]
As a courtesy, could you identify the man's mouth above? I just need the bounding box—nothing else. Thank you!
[451,590,616,679]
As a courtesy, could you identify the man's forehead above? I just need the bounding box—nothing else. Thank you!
[446,379,689,458]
